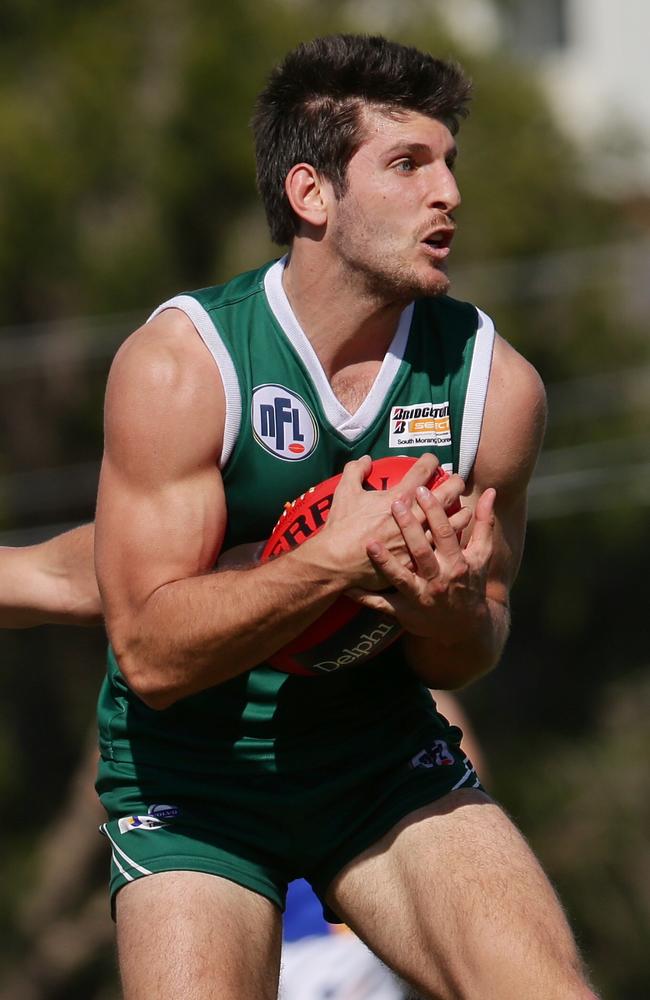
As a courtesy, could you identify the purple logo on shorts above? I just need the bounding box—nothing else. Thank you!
[147,804,180,820]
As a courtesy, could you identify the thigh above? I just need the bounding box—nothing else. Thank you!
[326,790,594,1000]
[117,870,282,1000]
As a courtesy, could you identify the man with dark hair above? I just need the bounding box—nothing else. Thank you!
[93,33,598,1000]
[254,34,470,246]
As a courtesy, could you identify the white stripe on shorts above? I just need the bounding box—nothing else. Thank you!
[111,850,134,882]
[101,823,153,877]
[451,765,477,791]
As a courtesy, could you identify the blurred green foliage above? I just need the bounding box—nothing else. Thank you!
[0,2,647,997]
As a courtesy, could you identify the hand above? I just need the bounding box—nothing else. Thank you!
[313,454,466,591]
[348,486,495,641]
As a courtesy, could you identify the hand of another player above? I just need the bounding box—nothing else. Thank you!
[214,541,264,572]
[348,486,495,639]
[316,454,466,591]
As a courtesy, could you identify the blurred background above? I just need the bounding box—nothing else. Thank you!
[0,1,648,997]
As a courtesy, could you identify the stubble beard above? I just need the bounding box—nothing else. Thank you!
[344,252,451,303]
[331,205,451,305]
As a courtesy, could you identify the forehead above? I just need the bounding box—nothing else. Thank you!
[354,106,456,158]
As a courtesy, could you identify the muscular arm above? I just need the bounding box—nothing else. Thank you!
[96,310,444,710]
[0,524,101,627]
[356,336,547,689]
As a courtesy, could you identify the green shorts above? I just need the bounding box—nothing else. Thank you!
[97,718,482,921]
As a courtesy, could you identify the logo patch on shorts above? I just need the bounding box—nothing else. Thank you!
[389,402,451,449]
[147,803,180,820]
[118,815,168,833]
[117,803,180,833]
[409,739,455,770]
[251,384,318,461]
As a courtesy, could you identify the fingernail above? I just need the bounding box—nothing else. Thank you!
[368,542,382,557]
[392,499,407,514]
[416,486,430,499]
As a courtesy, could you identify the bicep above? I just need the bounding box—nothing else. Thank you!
[95,315,226,622]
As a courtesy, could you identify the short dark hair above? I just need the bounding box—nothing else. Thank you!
[252,34,472,245]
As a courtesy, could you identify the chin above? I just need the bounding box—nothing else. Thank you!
[413,268,450,299]
[354,258,450,303]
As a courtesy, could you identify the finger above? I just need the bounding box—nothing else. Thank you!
[448,506,473,537]
[345,588,398,616]
[367,538,427,599]
[429,473,465,511]
[390,499,441,580]
[337,454,373,493]
[415,486,463,560]
[475,487,497,522]
[465,488,496,556]
[390,452,439,501]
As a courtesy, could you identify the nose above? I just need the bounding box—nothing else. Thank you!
[427,163,461,215]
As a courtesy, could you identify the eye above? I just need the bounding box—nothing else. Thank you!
[445,155,457,173]
[393,158,416,173]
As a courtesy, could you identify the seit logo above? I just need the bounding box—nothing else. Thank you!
[252,384,318,461]
[389,401,451,449]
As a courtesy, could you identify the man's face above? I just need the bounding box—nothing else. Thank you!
[326,107,461,301]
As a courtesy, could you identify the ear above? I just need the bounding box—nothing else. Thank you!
[284,163,331,231]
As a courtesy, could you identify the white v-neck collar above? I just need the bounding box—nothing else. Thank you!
[264,258,413,442]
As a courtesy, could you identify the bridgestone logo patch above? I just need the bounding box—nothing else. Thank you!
[389,402,451,449]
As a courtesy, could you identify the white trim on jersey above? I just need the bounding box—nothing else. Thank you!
[457,307,495,482]
[148,277,494,474]
[264,258,413,443]
[147,296,242,469]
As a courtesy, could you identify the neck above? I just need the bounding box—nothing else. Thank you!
[281,241,409,377]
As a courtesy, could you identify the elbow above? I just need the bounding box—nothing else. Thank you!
[110,629,181,711]
[131,677,179,712]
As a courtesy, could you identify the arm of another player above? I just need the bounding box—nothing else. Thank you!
[0,524,101,627]
[355,336,547,689]
[96,311,439,710]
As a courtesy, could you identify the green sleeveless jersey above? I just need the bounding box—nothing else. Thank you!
[97,259,495,775]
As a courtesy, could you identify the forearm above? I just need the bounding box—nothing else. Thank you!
[0,527,101,627]
[99,450,447,707]
[107,542,345,708]
[403,596,510,690]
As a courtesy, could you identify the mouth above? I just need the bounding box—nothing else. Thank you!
[420,227,455,261]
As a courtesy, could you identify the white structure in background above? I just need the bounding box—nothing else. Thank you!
[436,0,650,196]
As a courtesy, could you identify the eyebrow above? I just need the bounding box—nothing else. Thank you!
[384,141,458,161]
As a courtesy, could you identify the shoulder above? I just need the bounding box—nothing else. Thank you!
[490,334,547,426]
[472,334,547,495]
[108,308,223,402]
[104,309,225,469]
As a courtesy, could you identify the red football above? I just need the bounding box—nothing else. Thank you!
[260,456,459,676]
